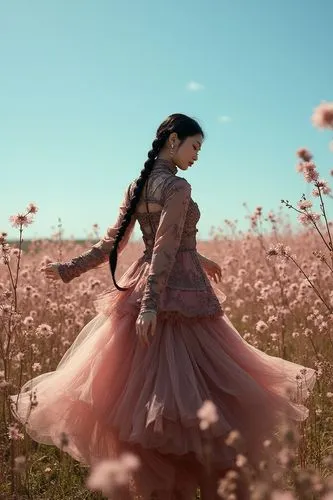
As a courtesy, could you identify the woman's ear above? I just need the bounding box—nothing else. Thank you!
[168,132,178,146]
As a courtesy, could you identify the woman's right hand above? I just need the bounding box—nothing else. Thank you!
[136,310,157,347]
[41,262,62,282]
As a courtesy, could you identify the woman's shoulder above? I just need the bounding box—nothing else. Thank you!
[168,175,191,193]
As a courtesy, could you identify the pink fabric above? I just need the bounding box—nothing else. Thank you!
[10,299,315,499]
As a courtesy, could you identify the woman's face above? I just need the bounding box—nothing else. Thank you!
[172,133,203,171]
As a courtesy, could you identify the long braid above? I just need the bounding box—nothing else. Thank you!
[109,131,169,291]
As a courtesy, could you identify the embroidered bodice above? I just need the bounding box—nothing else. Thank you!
[57,158,223,318]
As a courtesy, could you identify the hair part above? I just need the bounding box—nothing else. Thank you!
[109,113,205,291]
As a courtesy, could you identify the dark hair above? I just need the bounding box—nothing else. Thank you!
[109,113,204,291]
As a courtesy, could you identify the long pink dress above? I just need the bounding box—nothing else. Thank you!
[10,158,316,499]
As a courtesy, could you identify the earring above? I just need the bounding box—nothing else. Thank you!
[170,143,175,157]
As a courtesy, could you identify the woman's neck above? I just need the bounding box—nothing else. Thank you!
[154,157,177,175]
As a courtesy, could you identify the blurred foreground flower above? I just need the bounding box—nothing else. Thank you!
[14,455,27,474]
[197,400,219,430]
[86,452,140,497]
[312,101,333,129]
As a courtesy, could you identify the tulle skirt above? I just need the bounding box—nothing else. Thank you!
[9,259,316,499]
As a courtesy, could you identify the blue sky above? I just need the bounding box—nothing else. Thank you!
[1,0,333,242]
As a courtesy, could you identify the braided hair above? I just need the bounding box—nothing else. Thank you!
[109,113,204,291]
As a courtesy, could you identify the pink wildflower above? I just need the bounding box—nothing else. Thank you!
[312,101,333,129]
[26,202,38,214]
[36,323,53,338]
[315,179,331,195]
[119,453,141,471]
[297,199,312,210]
[7,423,24,440]
[297,212,321,226]
[235,454,248,468]
[11,248,22,257]
[256,320,268,333]
[225,429,243,449]
[197,400,219,430]
[277,447,296,467]
[9,214,33,228]
[266,243,291,259]
[296,148,313,162]
[302,161,319,183]
[86,453,140,497]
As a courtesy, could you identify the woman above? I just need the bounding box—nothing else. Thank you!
[10,114,316,500]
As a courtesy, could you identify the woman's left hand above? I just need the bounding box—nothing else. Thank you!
[41,262,62,281]
[200,256,222,283]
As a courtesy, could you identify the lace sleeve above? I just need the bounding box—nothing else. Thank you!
[139,177,191,314]
[58,185,136,283]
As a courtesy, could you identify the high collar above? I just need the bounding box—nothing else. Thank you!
[153,157,177,176]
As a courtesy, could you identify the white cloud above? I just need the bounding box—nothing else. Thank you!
[186,81,205,91]
[217,115,231,123]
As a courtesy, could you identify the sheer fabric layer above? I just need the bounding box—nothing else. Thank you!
[10,302,316,499]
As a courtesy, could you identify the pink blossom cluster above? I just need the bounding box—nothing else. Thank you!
[250,206,263,229]
[35,323,54,339]
[266,243,291,260]
[86,452,140,497]
[296,159,319,183]
[297,212,321,226]
[197,399,219,430]
[312,180,332,197]
[8,202,38,228]
[7,423,24,440]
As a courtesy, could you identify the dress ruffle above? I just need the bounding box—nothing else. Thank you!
[10,265,316,499]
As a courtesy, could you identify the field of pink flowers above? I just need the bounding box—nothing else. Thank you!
[1,103,333,499]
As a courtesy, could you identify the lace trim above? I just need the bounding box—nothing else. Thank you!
[58,246,106,283]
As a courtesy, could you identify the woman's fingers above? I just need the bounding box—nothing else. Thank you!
[136,319,148,347]
[136,313,157,347]
[150,317,157,339]
[42,263,61,281]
